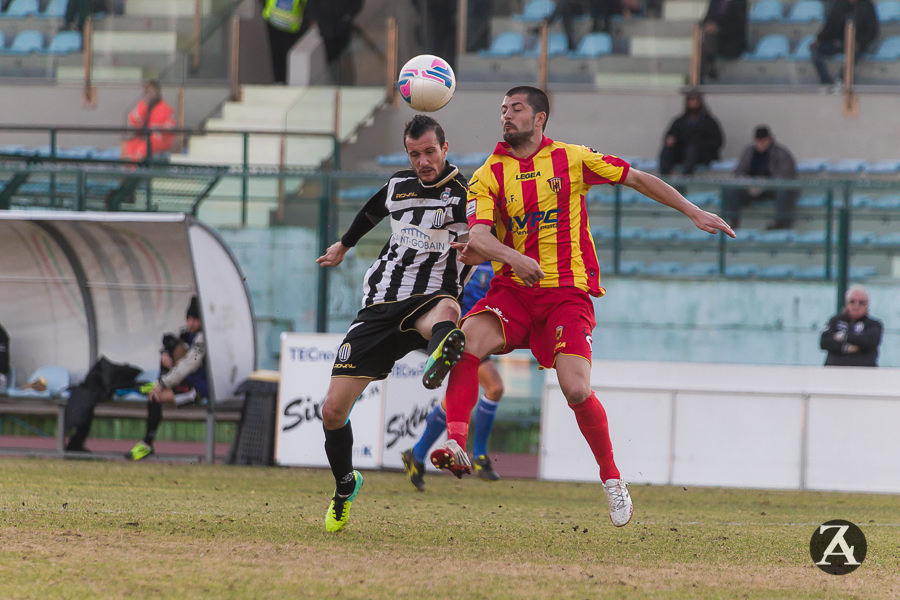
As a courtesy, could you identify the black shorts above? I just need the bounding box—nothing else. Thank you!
[331,291,456,380]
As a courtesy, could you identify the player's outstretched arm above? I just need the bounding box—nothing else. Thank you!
[622,168,736,238]
[316,241,350,267]
[466,224,545,286]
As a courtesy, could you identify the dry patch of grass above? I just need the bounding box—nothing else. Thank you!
[1,458,897,599]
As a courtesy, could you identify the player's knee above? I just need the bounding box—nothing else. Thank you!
[560,383,592,405]
[484,379,504,401]
[321,399,348,429]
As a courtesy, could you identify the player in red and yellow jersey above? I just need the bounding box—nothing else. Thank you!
[430,86,735,527]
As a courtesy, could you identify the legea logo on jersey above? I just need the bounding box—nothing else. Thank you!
[507,209,559,233]
[392,221,451,252]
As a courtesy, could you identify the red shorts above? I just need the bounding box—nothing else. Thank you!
[463,276,596,368]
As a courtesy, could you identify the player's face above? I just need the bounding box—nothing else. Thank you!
[846,292,869,320]
[501,94,539,147]
[405,129,448,184]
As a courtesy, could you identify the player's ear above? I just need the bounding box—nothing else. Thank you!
[442,141,449,154]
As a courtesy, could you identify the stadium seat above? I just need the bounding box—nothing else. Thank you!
[46,31,81,55]
[710,158,737,172]
[786,0,824,22]
[454,152,489,167]
[631,157,658,171]
[570,32,612,58]
[749,0,784,22]
[93,146,122,160]
[825,158,866,174]
[617,260,644,275]
[643,227,683,241]
[725,263,759,277]
[586,188,615,204]
[745,34,791,60]
[870,35,900,61]
[795,230,829,244]
[867,194,900,209]
[644,261,682,275]
[525,32,568,57]
[6,365,70,398]
[850,231,877,245]
[863,159,900,174]
[795,265,831,279]
[755,229,797,243]
[1,0,39,17]
[375,151,408,167]
[512,0,556,22]
[480,32,526,58]
[796,158,829,173]
[790,35,815,60]
[876,0,900,23]
[682,262,719,276]
[797,194,826,208]
[6,30,43,54]
[618,226,647,240]
[42,0,69,18]
[591,226,613,239]
[338,185,379,201]
[757,264,797,278]
[872,231,900,246]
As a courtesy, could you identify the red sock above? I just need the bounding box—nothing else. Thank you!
[444,352,481,449]
[569,392,620,481]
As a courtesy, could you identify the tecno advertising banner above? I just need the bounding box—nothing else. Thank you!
[276,333,384,468]
[380,352,448,469]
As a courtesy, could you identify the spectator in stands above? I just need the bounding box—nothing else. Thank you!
[466,0,493,52]
[315,0,363,85]
[544,0,641,50]
[260,0,313,84]
[723,125,799,230]
[123,80,175,162]
[126,296,209,461]
[63,0,107,34]
[658,90,723,175]
[414,0,458,70]
[820,285,883,366]
[699,0,748,83]
[811,0,879,86]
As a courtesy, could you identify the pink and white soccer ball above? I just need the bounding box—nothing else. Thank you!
[397,54,456,112]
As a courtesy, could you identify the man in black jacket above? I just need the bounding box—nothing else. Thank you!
[811,0,879,85]
[820,285,883,366]
[659,90,724,176]
[699,0,748,82]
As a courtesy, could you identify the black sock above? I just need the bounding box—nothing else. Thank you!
[426,320,457,355]
[144,400,162,445]
[324,422,355,495]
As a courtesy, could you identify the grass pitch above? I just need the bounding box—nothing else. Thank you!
[1,457,898,599]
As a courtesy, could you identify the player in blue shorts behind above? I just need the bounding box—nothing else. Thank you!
[401,261,505,491]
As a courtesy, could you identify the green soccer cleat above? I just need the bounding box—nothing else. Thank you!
[422,328,465,390]
[125,441,154,461]
[401,448,426,492]
[325,470,364,533]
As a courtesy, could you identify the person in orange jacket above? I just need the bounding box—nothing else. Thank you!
[124,80,175,162]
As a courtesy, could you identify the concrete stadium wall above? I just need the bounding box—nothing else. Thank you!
[541,361,900,493]
[345,89,900,169]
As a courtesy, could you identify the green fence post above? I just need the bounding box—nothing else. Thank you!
[717,184,727,274]
[49,129,57,207]
[835,183,851,312]
[76,170,85,211]
[316,172,332,332]
[824,187,834,279]
[612,185,621,274]
[241,132,249,226]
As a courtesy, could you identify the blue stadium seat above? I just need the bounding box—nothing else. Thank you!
[725,263,759,277]
[644,227,683,241]
[6,30,43,54]
[710,158,737,172]
[339,185,380,201]
[867,195,900,209]
[570,32,612,58]
[685,191,718,207]
[756,229,797,243]
[749,0,784,22]
[850,231,877,245]
[630,157,658,171]
[796,158,829,173]
[42,0,69,18]
[375,151,408,166]
[454,152,489,168]
[480,32,526,58]
[0,144,30,155]
[525,32,568,57]
[797,193,826,208]
[591,226,613,239]
[0,30,5,50]
[757,264,797,278]
[682,262,719,276]
[1,0,39,17]
[849,265,878,280]
[786,0,824,22]
[790,35,815,60]
[745,34,791,60]
[680,228,719,241]
[876,0,900,23]
[586,188,615,204]
[795,265,831,279]
[825,158,866,174]
[617,260,644,275]
[46,30,81,54]
[93,146,122,160]
[795,230,829,244]
[863,159,900,174]
[513,0,556,22]
[644,261,682,275]
[732,228,761,241]
[871,35,900,61]
[618,226,647,240]
[872,231,900,246]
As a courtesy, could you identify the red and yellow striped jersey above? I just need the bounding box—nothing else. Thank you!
[467,136,630,296]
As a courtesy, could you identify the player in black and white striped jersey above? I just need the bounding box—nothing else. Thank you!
[315,114,476,533]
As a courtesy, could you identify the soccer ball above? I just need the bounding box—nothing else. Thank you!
[397,54,456,112]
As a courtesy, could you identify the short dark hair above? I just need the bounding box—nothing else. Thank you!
[403,114,446,148]
[144,79,161,93]
[754,125,771,140]
[505,85,550,131]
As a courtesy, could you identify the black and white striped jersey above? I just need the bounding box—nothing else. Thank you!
[342,164,471,308]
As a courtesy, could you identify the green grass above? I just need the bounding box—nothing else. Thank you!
[1,458,898,599]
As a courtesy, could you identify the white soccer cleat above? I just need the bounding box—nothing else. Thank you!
[429,439,472,478]
[603,478,633,527]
